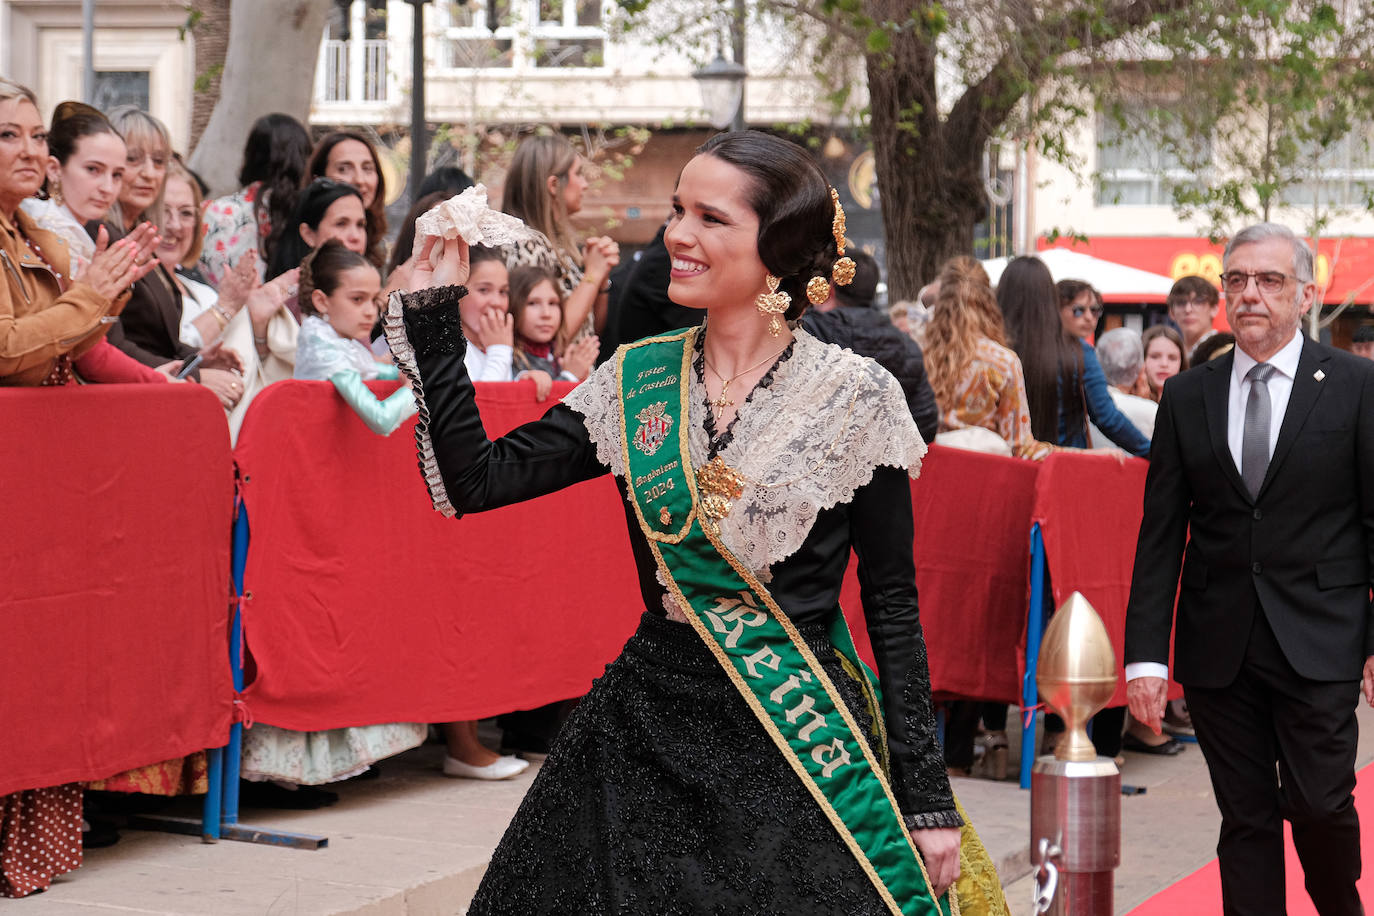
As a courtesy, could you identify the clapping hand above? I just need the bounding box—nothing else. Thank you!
[582,237,620,286]
[83,222,161,300]
[561,334,599,380]
[246,267,297,325]
[218,251,258,313]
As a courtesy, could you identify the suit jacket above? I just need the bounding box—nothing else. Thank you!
[105,263,199,369]
[1124,338,1374,688]
[91,221,199,372]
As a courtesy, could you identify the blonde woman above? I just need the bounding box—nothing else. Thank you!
[501,132,616,347]
[923,256,1055,459]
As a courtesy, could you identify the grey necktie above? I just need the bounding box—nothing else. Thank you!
[1241,362,1278,499]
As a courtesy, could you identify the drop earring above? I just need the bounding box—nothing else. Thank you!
[754,274,791,336]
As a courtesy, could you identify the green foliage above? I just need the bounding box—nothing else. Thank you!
[1088,0,1374,238]
[178,5,204,42]
[194,62,223,94]
[606,0,1374,294]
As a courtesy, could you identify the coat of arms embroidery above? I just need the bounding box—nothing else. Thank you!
[633,402,673,456]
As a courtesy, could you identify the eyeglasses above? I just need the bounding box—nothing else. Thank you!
[1168,297,1213,312]
[1218,270,1299,295]
[1067,304,1103,319]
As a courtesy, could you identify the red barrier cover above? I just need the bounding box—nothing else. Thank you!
[0,386,235,796]
[842,445,1040,705]
[233,380,644,731]
[1030,452,1182,706]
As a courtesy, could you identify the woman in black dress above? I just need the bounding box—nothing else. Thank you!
[387,131,1005,916]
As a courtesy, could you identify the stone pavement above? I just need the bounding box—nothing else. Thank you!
[17,703,1374,914]
[1002,701,1374,915]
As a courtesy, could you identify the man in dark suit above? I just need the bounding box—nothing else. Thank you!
[1125,222,1374,915]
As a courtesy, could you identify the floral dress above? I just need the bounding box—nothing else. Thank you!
[199,182,269,288]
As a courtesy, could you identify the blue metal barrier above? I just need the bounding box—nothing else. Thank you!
[195,492,327,849]
[1020,523,1048,789]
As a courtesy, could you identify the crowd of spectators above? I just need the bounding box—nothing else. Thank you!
[5,72,1374,898]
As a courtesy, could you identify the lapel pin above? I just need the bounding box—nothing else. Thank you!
[1314,369,1326,382]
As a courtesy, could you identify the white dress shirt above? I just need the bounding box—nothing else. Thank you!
[1126,329,1305,684]
[464,343,514,381]
[1226,330,1304,471]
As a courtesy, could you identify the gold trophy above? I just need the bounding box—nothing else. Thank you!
[1029,592,1122,915]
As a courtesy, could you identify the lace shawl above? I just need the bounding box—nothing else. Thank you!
[564,327,927,582]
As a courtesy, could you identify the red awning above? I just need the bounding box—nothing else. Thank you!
[1040,235,1374,305]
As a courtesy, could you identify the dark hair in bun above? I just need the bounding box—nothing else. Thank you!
[696,130,837,320]
[44,101,121,198]
[298,239,373,316]
[267,178,365,280]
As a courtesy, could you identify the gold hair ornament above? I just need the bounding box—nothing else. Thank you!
[755,273,791,337]
[806,275,831,306]
[830,187,855,287]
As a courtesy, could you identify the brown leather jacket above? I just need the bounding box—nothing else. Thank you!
[0,207,117,385]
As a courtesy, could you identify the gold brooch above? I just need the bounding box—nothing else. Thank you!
[659,506,672,525]
[695,456,745,529]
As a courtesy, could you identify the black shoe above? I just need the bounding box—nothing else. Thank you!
[82,817,121,848]
[1121,732,1185,756]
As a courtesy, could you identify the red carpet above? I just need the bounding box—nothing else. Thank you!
[1128,763,1374,914]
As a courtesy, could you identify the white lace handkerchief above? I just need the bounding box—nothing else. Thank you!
[412,184,543,265]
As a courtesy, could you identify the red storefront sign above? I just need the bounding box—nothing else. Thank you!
[1040,235,1374,305]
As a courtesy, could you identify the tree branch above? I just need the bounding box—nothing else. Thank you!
[763,0,863,43]
[944,0,1194,159]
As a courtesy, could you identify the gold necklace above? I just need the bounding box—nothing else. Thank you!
[703,344,789,419]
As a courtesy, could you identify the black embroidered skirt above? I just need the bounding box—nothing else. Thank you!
[468,611,895,916]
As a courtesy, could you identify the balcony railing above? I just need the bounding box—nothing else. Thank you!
[319,38,388,104]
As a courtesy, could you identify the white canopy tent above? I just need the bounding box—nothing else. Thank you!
[981,248,1177,303]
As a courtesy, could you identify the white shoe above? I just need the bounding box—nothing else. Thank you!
[442,754,530,780]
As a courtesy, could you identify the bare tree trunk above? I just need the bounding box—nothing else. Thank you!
[864,0,997,299]
[188,0,231,150]
[189,0,333,197]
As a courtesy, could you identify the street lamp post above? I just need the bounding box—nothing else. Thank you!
[692,54,747,132]
[408,0,430,202]
[82,0,95,104]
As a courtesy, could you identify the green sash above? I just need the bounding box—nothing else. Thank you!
[616,328,954,916]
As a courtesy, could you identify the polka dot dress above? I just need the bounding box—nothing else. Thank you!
[0,785,83,898]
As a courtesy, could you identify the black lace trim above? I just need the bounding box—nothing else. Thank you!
[904,809,964,831]
[693,329,796,458]
[402,284,468,311]
[400,285,469,360]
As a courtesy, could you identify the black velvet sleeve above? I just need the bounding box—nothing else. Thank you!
[850,465,961,828]
[400,286,608,515]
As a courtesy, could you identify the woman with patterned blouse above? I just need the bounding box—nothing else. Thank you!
[923,256,1055,460]
[500,133,618,348]
[199,114,312,288]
